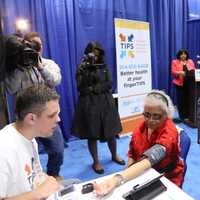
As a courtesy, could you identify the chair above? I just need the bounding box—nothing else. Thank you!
[179,130,191,176]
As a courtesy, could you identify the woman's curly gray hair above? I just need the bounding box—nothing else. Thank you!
[144,90,175,118]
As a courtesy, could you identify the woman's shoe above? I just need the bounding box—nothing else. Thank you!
[92,164,104,174]
[112,156,126,165]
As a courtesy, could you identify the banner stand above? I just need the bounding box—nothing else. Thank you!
[115,18,152,128]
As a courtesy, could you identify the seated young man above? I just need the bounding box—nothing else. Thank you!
[0,85,60,199]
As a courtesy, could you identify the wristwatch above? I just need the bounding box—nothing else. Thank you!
[114,174,125,187]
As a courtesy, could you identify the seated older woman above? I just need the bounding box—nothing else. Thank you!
[94,90,184,196]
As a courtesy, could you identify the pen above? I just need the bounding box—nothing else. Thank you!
[133,179,151,190]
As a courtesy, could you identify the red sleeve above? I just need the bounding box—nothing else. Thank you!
[171,59,178,76]
[188,59,195,70]
[156,125,179,157]
[128,132,135,158]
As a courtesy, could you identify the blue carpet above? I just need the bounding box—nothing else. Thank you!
[40,124,200,200]
[40,136,130,181]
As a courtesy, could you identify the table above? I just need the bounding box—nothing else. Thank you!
[74,168,194,200]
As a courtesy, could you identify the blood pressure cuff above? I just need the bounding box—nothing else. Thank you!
[143,144,166,166]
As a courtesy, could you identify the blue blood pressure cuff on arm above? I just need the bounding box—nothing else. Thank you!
[143,144,166,166]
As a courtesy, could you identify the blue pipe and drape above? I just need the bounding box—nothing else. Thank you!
[0,0,189,140]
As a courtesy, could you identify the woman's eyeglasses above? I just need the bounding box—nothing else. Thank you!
[143,112,163,121]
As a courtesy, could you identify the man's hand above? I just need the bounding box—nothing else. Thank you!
[35,56,44,71]
[35,176,60,199]
[2,176,60,200]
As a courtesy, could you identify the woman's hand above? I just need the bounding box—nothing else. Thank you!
[176,71,185,77]
[93,176,118,196]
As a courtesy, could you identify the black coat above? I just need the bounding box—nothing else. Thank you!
[72,63,122,141]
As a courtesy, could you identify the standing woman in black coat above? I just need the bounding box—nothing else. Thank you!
[73,42,125,174]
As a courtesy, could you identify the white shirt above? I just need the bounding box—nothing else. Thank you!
[0,124,42,198]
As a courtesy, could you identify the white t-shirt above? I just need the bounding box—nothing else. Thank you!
[0,124,42,198]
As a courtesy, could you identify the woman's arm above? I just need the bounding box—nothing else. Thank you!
[94,158,151,196]
[94,144,166,196]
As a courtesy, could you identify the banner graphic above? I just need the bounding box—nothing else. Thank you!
[115,18,152,118]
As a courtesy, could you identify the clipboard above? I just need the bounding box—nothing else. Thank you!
[122,174,167,200]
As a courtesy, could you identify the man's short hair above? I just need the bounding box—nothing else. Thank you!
[15,84,60,121]
[24,31,40,42]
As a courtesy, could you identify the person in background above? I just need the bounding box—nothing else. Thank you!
[24,32,64,180]
[171,49,195,122]
[3,35,44,94]
[0,85,60,199]
[94,90,184,196]
[24,32,61,88]
[0,20,9,128]
[73,42,125,174]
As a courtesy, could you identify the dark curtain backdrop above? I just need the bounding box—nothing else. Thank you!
[0,0,188,140]
[187,0,200,65]
[187,20,200,66]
